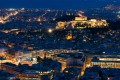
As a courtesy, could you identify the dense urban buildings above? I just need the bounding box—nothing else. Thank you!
[0,0,120,80]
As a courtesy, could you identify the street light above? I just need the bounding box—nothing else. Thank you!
[48,29,53,33]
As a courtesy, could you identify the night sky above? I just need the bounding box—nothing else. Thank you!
[0,0,120,9]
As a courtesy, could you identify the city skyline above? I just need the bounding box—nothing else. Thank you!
[0,1,120,80]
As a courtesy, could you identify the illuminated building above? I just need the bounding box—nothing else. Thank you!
[0,58,61,80]
[56,15,108,29]
[91,55,120,68]
[51,52,86,76]
[75,16,87,21]
[66,33,73,40]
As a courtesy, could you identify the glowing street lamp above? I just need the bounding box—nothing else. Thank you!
[48,29,53,33]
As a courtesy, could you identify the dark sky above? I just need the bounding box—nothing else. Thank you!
[0,0,120,9]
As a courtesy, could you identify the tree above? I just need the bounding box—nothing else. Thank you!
[18,63,22,66]
[37,56,42,63]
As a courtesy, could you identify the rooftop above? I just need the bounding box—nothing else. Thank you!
[57,52,84,59]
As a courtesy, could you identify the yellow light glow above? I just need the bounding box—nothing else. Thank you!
[66,33,72,40]
[48,29,53,33]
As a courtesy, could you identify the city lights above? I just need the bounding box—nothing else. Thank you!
[48,29,53,33]
[0,1,120,79]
